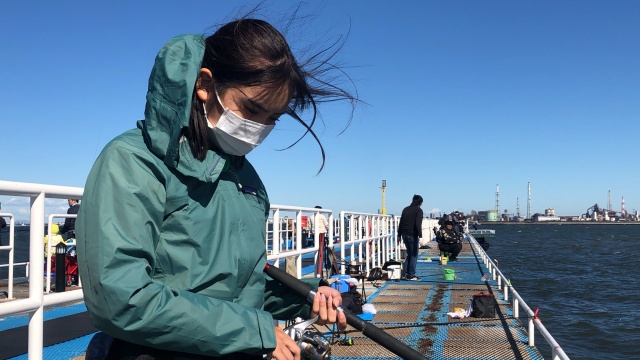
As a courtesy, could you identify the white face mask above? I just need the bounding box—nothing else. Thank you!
[204,90,275,156]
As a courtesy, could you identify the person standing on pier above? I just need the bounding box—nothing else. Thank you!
[60,198,80,239]
[0,216,6,246]
[313,205,330,276]
[76,11,358,360]
[398,194,424,281]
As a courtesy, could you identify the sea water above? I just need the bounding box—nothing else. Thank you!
[0,227,31,279]
[486,224,640,359]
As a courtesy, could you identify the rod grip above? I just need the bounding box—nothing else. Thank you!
[264,264,425,360]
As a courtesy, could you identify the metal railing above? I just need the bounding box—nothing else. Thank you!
[0,180,387,360]
[337,211,398,277]
[467,232,570,360]
[265,205,334,279]
[0,180,85,360]
[0,212,16,298]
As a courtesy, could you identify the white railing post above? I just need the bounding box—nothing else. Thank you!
[28,192,45,360]
[528,317,535,347]
[272,210,280,261]
[9,215,15,299]
[328,213,334,250]
[295,211,302,279]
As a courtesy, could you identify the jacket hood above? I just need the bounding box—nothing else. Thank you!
[139,34,231,182]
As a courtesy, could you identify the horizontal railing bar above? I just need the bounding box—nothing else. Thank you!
[0,180,83,198]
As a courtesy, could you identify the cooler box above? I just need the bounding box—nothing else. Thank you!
[330,274,351,293]
[387,265,402,280]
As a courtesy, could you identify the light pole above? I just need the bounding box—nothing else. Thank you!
[381,180,387,215]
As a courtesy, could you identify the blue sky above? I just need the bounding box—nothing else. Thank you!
[1,1,639,220]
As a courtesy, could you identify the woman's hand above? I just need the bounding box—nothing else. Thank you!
[311,286,347,330]
[269,286,346,359]
[270,326,300,360]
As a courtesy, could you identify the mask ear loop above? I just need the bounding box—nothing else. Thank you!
[203,101,214,129]
[207,82,227,127]
[211,79,226,111]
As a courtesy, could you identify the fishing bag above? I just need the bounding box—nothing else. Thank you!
[471,292,497,318]
[341,284,364,314]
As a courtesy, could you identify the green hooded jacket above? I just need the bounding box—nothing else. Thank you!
[76,34,314,357]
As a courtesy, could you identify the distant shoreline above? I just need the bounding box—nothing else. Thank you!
[477,221,640,225]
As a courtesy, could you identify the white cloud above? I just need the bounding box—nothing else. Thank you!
[1,196,69,222]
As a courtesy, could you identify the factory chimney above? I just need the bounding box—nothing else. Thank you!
[495,184,500,220]
[526,182,532,220]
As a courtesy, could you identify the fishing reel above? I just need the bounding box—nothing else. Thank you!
[284,316,331,360]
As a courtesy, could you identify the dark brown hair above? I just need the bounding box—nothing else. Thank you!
[186,17,358,173]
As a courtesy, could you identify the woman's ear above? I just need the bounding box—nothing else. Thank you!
[196,68,213,102]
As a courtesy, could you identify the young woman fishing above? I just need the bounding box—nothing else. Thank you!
[77,15,358,360]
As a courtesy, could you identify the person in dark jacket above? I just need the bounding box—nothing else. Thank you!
[0,216,6,246]
[398,194,424,281]
[437,220,462,261]
[77,14,358,360]
[452,211,465,233]
[60,198,80,239]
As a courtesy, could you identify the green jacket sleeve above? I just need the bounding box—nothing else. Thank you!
[77,140,276,356]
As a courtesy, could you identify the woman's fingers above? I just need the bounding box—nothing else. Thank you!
[273,326,300,360]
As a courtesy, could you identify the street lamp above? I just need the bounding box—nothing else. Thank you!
[55,242,67,292]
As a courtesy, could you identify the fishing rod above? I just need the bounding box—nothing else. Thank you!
[264,263,426,360]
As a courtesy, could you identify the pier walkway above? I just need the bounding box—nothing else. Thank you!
[322,236,545,360]
[0,235,551,360]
